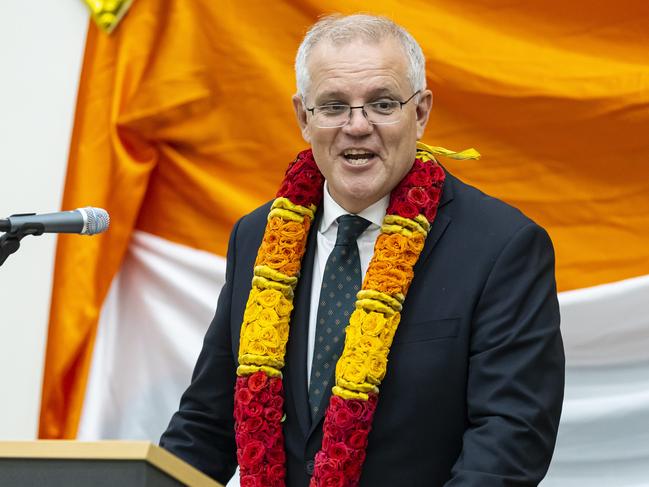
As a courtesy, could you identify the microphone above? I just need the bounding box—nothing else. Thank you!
[0,207,110,235]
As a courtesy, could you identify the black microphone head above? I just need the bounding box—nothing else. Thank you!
[79,207,110,235]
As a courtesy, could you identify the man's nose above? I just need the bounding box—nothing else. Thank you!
[342,106,373,135]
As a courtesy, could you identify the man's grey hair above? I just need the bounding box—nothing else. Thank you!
[295,14,427,98]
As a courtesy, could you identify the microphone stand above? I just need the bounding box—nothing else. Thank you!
[0,221,45,267]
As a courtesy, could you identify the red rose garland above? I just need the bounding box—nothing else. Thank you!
[387,161,444,221]
[276,150,325,206]
[312,395,377,486]
[235,373,287,487]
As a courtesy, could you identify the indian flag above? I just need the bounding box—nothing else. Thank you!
[39,1,649,485]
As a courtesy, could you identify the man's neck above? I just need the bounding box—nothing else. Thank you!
[321,181,388,233]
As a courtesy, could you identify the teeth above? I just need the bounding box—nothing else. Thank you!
[344,152,374,164]
[348,158,370,165]
[343,149,374,156]
[342,149,375,166]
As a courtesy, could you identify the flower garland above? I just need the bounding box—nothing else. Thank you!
[234,143,461,487]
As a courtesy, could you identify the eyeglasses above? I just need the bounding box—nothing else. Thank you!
[305,91,421,128]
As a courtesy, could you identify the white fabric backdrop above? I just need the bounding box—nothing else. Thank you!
[78,231,226,439]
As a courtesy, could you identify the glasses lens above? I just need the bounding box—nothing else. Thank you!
[365,101,402,125]
[313,105,349,128]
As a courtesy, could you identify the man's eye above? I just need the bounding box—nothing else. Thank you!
[369,101,398,114]
[318,104,348,115]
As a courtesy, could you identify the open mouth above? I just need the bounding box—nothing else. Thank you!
[342,150,376,166]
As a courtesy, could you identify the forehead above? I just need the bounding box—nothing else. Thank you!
[306,37,410,101]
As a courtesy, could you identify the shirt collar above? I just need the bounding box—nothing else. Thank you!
[319,180,389,234]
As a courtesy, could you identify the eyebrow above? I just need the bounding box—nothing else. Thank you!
[314,87,401,105]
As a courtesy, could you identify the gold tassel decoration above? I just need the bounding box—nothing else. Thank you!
[83,0,133,34]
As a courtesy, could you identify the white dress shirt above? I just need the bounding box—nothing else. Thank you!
[306,182,389,385]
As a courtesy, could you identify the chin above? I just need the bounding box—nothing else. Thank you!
[335,182,385,211]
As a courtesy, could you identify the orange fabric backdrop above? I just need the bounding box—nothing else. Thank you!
[40,0,649,438]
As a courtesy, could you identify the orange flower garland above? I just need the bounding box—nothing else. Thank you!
[234,143,457,486]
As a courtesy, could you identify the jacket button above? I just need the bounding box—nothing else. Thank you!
[306,459,315,475]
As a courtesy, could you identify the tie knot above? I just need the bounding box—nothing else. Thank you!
[335,214,370,246]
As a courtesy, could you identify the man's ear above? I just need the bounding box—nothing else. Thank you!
[415,89,433,140]
[292,94,311,143]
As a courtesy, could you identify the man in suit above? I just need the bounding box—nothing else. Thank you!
[160,14,564,486]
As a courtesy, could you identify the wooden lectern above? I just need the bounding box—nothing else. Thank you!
[0,441,223,487]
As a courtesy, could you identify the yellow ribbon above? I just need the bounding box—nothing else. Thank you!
[417,141,481,161]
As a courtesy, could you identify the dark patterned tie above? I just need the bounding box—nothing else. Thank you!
[308,214,371,419]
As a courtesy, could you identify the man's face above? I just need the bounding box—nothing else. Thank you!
[293,37,432,213]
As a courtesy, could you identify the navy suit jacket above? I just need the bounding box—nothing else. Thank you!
[160,170,565,486]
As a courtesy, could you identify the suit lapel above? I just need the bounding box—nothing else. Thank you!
[285,206,321,439]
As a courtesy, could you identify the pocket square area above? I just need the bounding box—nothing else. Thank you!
[392,317,460,344]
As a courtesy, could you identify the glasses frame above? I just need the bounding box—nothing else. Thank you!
[305,90,421,128]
